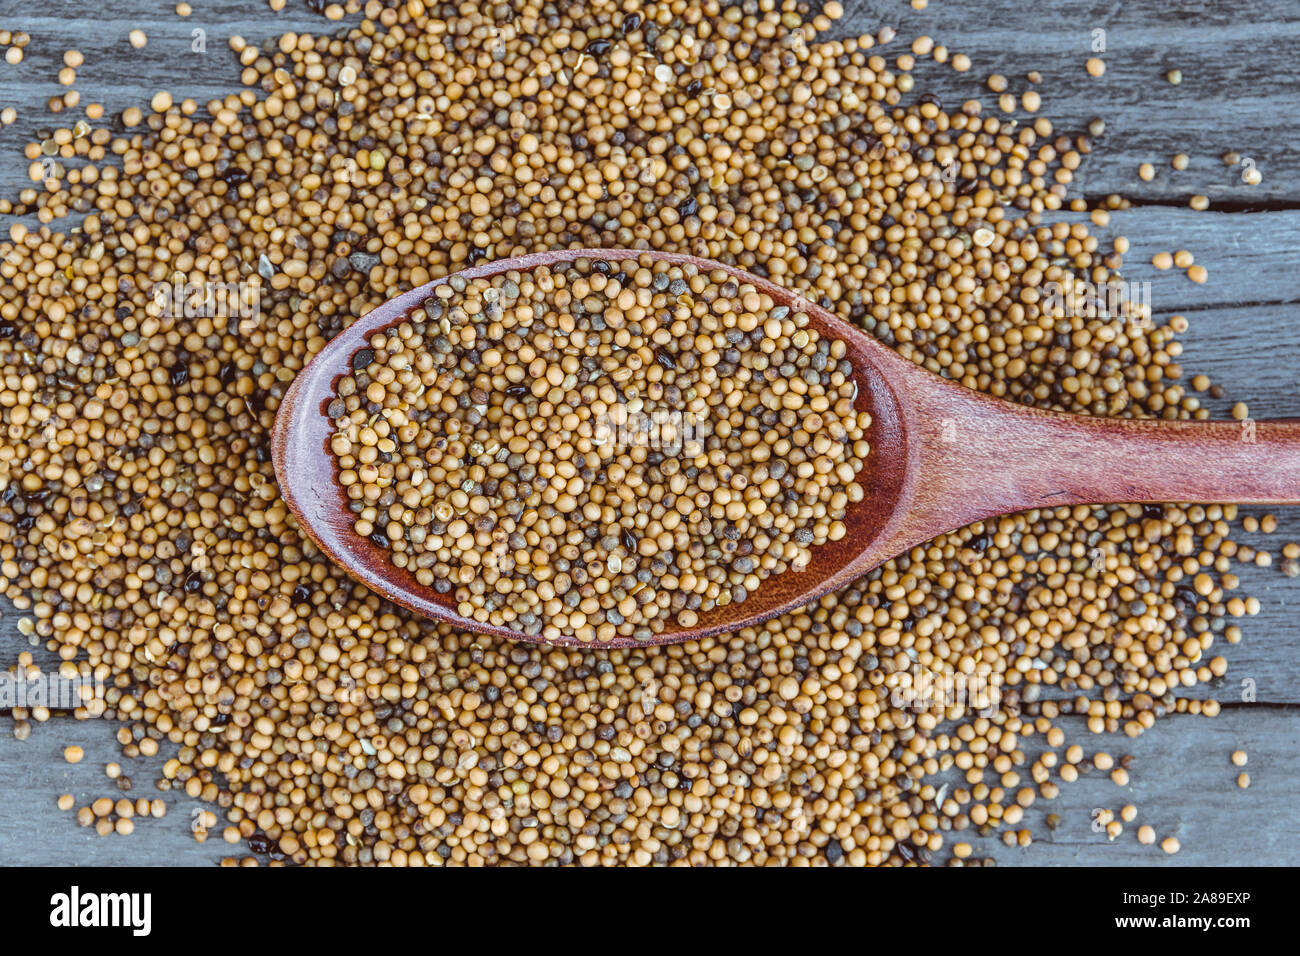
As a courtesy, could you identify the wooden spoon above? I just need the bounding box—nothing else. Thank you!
[272,248,1300,648]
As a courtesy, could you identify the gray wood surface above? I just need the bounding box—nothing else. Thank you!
[1,0,1298,866]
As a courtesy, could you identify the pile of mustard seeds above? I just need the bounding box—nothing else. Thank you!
[0,0,1260,864]
[329,256,869,640]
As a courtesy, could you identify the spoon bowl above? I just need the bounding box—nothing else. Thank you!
[273,248,1300,648]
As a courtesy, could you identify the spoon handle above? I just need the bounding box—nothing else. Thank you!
[909,387,1300,537]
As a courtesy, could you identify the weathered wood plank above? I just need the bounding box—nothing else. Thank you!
[976,706,1300,865]
[1059,209,1300,309]
[847,0,1300,206]
[0,711,228,866]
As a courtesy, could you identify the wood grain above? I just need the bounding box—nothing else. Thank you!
[2,0,1300,867]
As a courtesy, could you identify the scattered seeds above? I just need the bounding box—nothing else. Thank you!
[0,0,1273,868]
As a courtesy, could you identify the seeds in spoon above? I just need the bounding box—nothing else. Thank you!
[328,257,871,641]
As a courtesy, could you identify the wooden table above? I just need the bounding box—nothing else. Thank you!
[1,0,1297,866]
